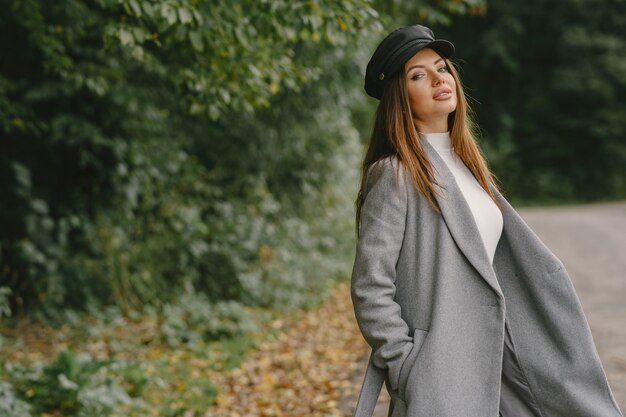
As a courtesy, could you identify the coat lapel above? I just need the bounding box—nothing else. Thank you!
[420,137,504,300]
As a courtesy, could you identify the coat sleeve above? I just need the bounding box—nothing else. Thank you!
[350,157,413,393]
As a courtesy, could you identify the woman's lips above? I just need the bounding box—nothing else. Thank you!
[433,88,453,100]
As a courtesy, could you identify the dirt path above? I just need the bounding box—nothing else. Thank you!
[206,201,626,416]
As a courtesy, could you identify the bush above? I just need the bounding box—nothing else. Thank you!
[2,350,146,417]
[160,291,258,346]
[0,381,33,417]
[0,0,371,322]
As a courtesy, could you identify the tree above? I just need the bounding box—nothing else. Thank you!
[0,0,486,319]
[442,0,626,202]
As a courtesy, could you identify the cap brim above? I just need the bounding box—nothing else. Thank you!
[426,39,454,58]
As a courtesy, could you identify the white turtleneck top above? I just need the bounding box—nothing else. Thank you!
[421,132,503,264]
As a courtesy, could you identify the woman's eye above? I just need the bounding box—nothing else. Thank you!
[438,66,449,73]
[411,73,424,81]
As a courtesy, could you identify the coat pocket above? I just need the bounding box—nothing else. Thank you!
[396,327,429,403]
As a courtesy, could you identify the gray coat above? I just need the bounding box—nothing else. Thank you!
[350,137,623,417]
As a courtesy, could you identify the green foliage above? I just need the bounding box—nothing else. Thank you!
[374,0,486,26]
[0,0,375,319]
[0,381,33,417]
[443,0,626,202]
[216,334,260,372]
[160,292,258,346]
[150,350,219,417]
[1,350,146,417]
[115,363,148,398]
[98,0,378,119]
[0,288,10,319]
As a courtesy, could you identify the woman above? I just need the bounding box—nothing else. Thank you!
[350,24,623,417]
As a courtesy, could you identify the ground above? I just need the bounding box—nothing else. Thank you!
[206,201,626,416]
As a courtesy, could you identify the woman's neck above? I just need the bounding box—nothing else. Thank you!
[413,117,449,134]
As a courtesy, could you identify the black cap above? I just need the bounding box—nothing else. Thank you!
[364,24,455,100]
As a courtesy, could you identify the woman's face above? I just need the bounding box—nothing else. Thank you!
[404,48,457,132]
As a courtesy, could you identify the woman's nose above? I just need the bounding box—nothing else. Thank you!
[433,73,445,85]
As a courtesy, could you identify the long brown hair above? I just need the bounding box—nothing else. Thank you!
[355,56,500,238]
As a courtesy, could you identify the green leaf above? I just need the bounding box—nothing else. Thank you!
[189,30,203,52]
[178,7,193,25]
[132,27,146,43]
[162,4,177,25]
[128,0,142,17]
[119,27,134,46]
[142,2,155,17]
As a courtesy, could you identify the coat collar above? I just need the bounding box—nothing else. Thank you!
[420,136,505,300]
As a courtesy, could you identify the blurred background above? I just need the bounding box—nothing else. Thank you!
[1,1,625,416]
